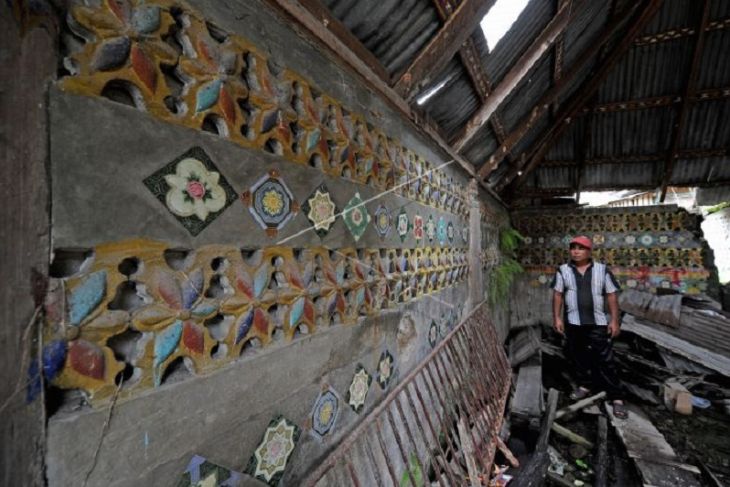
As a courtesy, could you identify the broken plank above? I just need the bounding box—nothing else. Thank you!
[511,365,544,423]
[550,422,594,448]
[605,401,702,487]
[555,391,606,419]
[595,416,608,487]
[511,389,560,487]
[621,315,730,377]
[510,326,542,367]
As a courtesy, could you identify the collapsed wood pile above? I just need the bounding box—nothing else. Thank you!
[494,289,730,486]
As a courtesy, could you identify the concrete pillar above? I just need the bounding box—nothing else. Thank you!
[467,178,483,312]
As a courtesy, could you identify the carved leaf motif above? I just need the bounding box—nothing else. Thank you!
[235,309,253,344]
[69,270,107,326]
[253,264,269,299]
[131,44,157,92]
[195,79,222,112]
[132,304,176,330]
[155,269,182,310]
[182,267,204,310]
[236,267,254,299]
[218,86,236,124]
[130,5,160,34]
[107,0,131,23]
[42,340,67,383]
[153,320,183,367]
[289,298,305,327]
[92,36,131,72]
[182,321,204,354]
[68,339,105,380]
[253,308,268,334]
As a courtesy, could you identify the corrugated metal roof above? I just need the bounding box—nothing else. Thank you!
[322,0,442,76]
[582,162,656,188]
[671,157,730,185]
[697,28,730,88]
[591,107,675,157]
[421,59,481,139]
[682,98,730,149]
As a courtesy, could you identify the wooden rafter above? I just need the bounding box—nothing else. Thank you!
[579,86,730,113]
[454,0,582,157]
[501,0,665,193]
[634,15,730,46]
[393,0,497,101]
[550,0,571,119]
[519,178,730,197]
[542,148,728,167]
[574,97,595,203]
[659,0,712,201]
[430,0,513,170]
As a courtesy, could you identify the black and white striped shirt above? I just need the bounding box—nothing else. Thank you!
[552,261,620,326]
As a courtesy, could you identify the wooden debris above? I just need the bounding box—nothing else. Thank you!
[510,326,542,367]
[620,289,683,327]
[622,315,730,377]
[496,436,520,468]
[605,401,702,486]
[551,422,594,449]
[695,457,725,487]
[511,389,560,487]
[555,391,607,419]
[595,416,608,487]
[663,379,693,415]
[546,471,574,487]
[457,418,480,487]
[511,365,544,428]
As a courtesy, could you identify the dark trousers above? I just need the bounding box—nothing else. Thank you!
[564,324,622,400]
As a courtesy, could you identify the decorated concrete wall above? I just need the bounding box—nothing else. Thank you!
[512,206,713,295]
[34,0,505,485]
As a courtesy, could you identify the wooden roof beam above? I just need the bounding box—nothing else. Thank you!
[393,0,498,101]
[634,15,730,46]
[543,148,727,167]
[454,0,583,158]
[659,0,712,202]
[500,0,665,193]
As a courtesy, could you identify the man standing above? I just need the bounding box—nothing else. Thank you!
[552,236,627,418]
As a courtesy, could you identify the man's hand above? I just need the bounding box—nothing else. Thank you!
[607,321,620,338]
[554,317,565,335]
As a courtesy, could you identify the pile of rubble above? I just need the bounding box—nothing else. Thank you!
[494,289,730,487]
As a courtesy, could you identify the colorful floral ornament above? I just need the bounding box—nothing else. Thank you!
[397,209,410,242]
[178,455,244,487]
[248,416,300,485]
[343,192,371,242]
[310,387,340,440]
[301,184,337,238]
[242,170,299,237]
[144,147,238,236]
[413,215,424,242]
[437,217,447,245]
[346,364,372,413]
[377,350,394,389]
[374,204,392,239]
[462,226,469,244]
[447,221,455,243]
[425,215,436,243]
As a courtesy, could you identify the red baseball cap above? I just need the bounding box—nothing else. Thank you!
[569,235,593,249]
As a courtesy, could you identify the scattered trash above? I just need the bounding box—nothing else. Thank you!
[489,465,512,486]
[548,446,568,476]
[691,395,711,409]
[573,480,585,486]
[574,459,589,470]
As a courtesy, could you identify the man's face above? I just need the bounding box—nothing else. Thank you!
[570,243,591,262]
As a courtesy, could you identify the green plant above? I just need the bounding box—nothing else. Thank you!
[399,452,424,487]
[706,201,730,215]
[489,226,524,307]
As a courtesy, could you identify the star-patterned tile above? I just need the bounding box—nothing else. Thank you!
[377,350,394,389]
[373,204,392,239]
[144,147,238,236]
[301,184,337,238]
[346,364,372,413]
[413,215,424,242]
[397,209,410,242]
[241,170,299,237]
[428,320,439,348]
[247,416,300,486]
[437,217,447,245]
[343,192,370,242]
[310,387,340,441]
[425,215,436,243]
[177,455,244,487]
